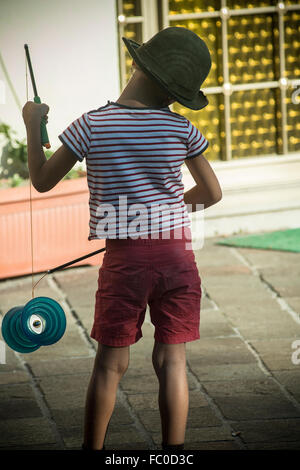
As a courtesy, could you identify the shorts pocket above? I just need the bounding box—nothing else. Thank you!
[163,261,201,296]
[97,267,148,311]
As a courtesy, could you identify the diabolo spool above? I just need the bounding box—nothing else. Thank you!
[1,297,66,354]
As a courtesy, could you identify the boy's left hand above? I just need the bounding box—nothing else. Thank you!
[22,101,49,127]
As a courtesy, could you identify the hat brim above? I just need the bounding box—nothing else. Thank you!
[122,37,208,111]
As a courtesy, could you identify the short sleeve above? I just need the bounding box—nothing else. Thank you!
[185,120,209,159]
[58,113,91,162]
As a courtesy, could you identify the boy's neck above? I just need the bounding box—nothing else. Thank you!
[116,89,169,108]
[116,71,171,109]
[115,98,168,109]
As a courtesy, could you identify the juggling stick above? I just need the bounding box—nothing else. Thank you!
[24,44,50,148]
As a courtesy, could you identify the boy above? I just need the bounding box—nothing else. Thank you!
[22,27,222,451]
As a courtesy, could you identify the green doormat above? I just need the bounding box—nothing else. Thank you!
[216,228,300,253]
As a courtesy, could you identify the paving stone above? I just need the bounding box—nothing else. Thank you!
[108,403,135,427]
[187,406,222,428]
[136,409,161,432]
[189,363,266,382]
[125,363,157,379]
[56,402,135,447]
[249,338,300,371]
[120,375,161,394]
[194,243,243,267]
[108,441,150,450]
[54,265,99,293]
[231,418,300,443]
[0,399,42,420]
[0,346,30,384]
[272,370,300,402]
[221,301,300,338]
[152,425,234,444]
[28,357,94,378]
[187,337,256,366]
[203,378,281,397]
[0,279,41,315]
[284,295,300,311]
[0,382,34,401]
[185,440,241,450]
[202,275,271,308]
[0,417,58,447]
[23,328,93,362]
[235,248,300,272]
[211,394,300,421]
[200,308,230,324]
[54,267,99,311]
[106,427,148,446]
[127,393,159,411]
[201,265,252,275]
[60,426,83,449]
[261,274,300,298]
[200,320,236,338]
[73,305,95,333]
[127,390,209,411]
[52,407,84,429]
[0,384,42,420]
[121,370,197,394]
[39,374,90,409]
[200,294,217,310]
[0,370,29,385]
[188,389,210,408]
[200,309,236,338]
[237,318,300,340]
[0,279,63,309]
[0,345,21,369]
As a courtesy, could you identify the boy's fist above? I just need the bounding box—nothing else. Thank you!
[22,101,49,127]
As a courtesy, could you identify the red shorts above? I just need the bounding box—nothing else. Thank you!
[91,227,202,346]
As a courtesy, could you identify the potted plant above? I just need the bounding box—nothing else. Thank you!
[0,123,105,279]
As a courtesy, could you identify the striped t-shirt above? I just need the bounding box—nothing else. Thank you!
[58,101,209,240]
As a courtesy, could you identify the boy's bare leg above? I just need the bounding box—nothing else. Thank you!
[152,341,188,446]
[83,343,129,450]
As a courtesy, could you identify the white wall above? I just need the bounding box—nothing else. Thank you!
[0,0,120,155]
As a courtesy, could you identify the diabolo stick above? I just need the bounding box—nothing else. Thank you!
[47,247,106,274]
[24,44,51,148]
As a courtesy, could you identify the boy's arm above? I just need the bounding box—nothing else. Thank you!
[183,154,222,212]
[25,120,78,193]
[23,100,78,192]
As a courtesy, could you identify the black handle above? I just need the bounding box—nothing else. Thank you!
[47,247,106,274]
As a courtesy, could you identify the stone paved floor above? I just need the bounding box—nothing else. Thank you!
[0,234,300,450]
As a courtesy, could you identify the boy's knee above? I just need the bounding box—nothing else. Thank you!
[152,342,186,374]
[95,344,129,377]
[97,357,129,377]
[113,361,129,377]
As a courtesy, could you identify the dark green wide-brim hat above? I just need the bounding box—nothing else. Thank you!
[122,26,211,110]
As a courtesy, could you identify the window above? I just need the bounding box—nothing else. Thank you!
[116,0,300,160]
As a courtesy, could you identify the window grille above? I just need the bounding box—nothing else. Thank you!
[117,1,300,160]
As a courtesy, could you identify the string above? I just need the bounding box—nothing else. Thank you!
[24,47,105,297]
[32,272,48,292]
[25,53,35,299]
